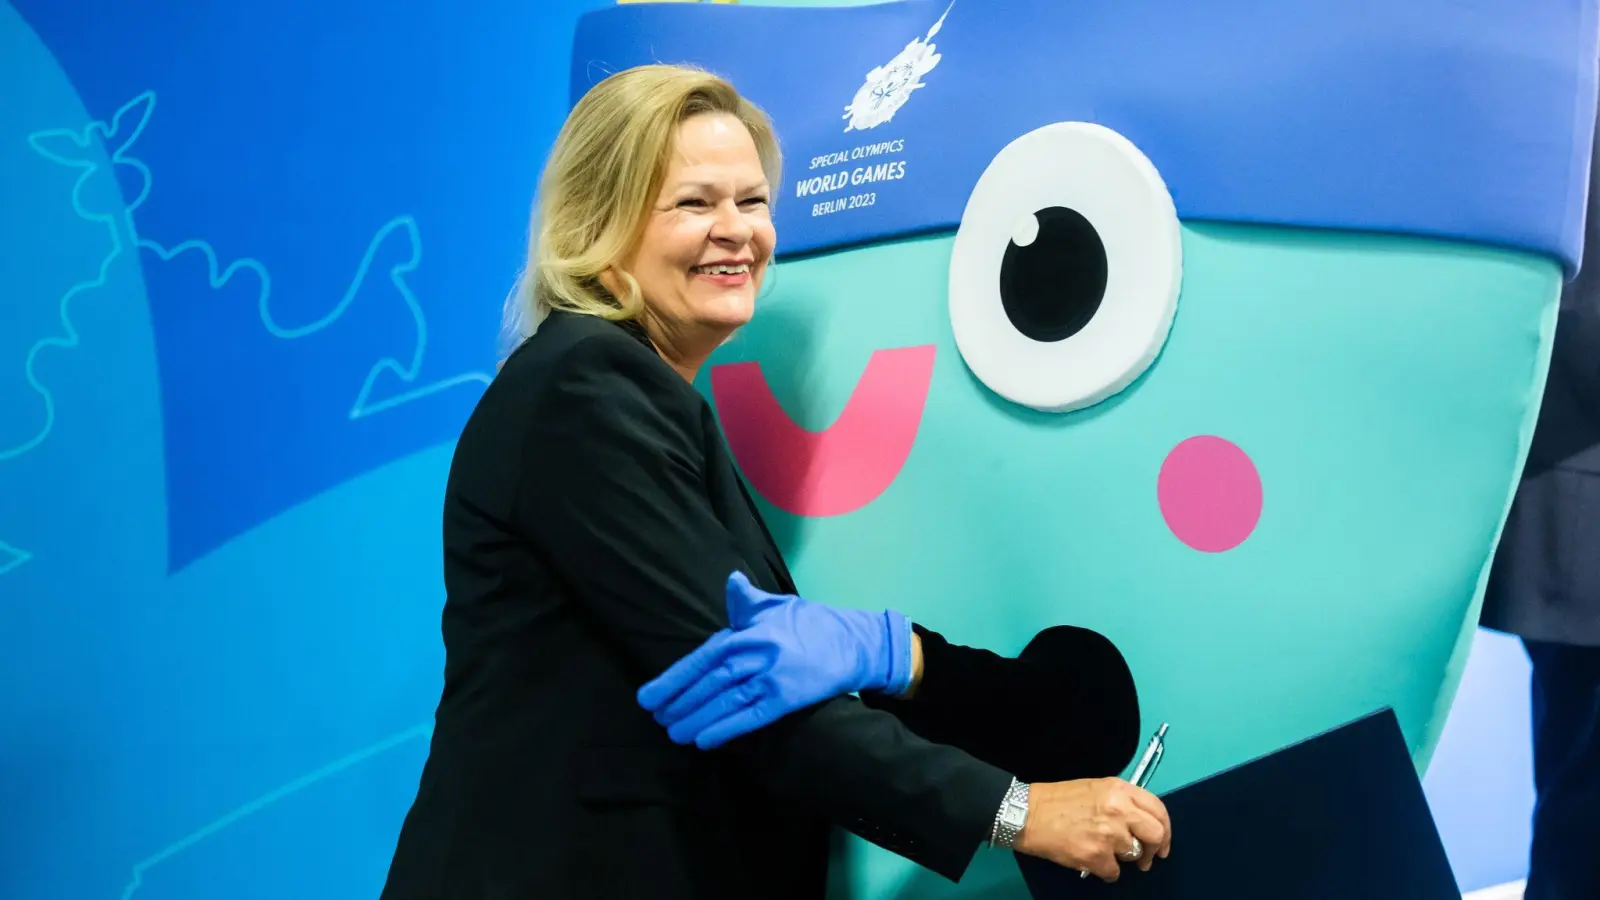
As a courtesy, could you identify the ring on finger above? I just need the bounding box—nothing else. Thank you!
[1120,837,1143,862]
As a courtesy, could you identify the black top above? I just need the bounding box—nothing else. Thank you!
[379,310,1018,900]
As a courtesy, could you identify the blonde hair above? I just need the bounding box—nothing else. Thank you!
[501,64,782,351]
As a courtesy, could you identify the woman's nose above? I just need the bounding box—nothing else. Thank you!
[710,200,753,244]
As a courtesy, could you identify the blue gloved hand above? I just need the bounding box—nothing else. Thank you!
[636,571,915,749]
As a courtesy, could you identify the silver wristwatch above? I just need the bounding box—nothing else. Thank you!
[989,778,1030,849]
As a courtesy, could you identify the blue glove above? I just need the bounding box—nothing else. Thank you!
[636,571,915,749]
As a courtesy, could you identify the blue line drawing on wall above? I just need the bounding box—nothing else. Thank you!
[0,541,30,576]
[118,721,433,900]
[137,216,493,420]
[7,92,152,466]
[0,90,155,573]
[24,89,494,423]
[4,90,493,573]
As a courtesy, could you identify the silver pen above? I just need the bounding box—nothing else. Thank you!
[1081,722,1169,878]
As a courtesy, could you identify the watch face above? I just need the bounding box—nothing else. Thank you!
[1002,805,1028,828]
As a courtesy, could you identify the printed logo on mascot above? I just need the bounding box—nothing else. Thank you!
[842,2,953,132]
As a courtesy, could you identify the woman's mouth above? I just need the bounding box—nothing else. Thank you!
[710,344,938,517]
[692,263,751,287]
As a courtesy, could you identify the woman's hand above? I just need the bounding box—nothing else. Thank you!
[636,571,917,749]
[1014,778,1172,882]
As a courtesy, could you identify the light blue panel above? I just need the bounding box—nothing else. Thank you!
[1425,628,1536,893]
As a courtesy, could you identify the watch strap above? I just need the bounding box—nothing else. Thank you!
[989,778,1030,849]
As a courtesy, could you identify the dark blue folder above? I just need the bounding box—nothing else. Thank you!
[1017,708,1461,899]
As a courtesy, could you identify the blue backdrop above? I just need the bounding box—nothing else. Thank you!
[0,0,1539,896]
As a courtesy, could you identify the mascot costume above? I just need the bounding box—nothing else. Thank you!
[576,0,1598,896]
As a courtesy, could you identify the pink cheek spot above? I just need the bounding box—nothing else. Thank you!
[1157,435,1263,553]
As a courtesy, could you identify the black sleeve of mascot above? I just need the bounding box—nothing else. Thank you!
[861,624,1144,785]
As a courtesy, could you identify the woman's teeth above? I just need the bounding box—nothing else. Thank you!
[693,264,750,275]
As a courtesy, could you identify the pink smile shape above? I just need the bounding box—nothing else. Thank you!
[710,345,938,518]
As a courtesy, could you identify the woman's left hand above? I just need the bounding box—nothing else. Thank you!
[636,571,916,749]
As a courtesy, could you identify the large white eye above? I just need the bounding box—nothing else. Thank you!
[948,123,1182,412]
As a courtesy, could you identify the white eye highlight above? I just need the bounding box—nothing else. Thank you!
[948,122,1182,412]
[1010,212,1041,247]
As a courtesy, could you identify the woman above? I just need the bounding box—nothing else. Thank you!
[381,64,1169,900]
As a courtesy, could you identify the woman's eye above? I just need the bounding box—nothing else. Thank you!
[948,122,1183,412]
[740,197,769,207]
[679,198,709,209]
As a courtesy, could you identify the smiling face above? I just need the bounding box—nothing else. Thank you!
[699,122,1560,804]
[621,112,776,346]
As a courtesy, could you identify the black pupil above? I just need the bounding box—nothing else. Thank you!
[999,206,1107,343]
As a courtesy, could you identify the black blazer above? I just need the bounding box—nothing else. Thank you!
[1481,122,1600,647]
[380,310,1045,900]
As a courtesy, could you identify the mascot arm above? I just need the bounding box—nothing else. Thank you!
[864,624,1144,784]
